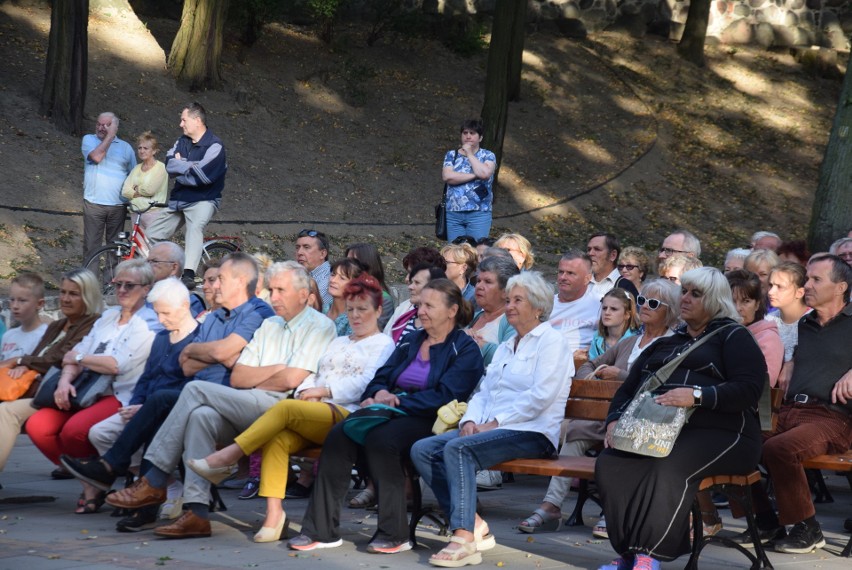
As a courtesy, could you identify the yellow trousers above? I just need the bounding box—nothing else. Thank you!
[234,399,348,499]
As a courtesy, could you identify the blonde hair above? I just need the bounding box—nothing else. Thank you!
[136,130,160,153]
[494,233,535,270]
[440,243,478,280]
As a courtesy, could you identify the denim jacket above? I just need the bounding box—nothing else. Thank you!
[360,328,484,418]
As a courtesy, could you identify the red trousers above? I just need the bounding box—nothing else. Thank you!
[754,403,852,525]
[26,396,120,465]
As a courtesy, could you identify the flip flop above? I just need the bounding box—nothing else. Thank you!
[519,508,563,534]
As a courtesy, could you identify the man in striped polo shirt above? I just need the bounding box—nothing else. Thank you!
[81,112,136,260]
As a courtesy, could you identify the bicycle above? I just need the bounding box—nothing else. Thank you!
[84,201,243,296]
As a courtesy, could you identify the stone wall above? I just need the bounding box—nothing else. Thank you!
[420,0,852,48]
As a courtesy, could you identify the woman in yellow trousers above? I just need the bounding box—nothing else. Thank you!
[188,276,394,542]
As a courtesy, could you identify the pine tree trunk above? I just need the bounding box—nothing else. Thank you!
[40,0,89,135]
[481,0,519,177]
[168,0,230,90]
[809,65,852,252]
[677,0,711,67]
[507,0,527,102]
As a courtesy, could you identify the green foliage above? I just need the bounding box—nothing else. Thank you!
[441,16,487,57]
[309,0,347,44]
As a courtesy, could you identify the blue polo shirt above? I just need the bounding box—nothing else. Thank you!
[81,134,136,206]
[193,296,274,385]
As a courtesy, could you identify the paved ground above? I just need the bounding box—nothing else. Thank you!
[1,435,849,570]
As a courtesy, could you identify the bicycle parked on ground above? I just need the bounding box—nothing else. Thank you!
[84,202,242,296]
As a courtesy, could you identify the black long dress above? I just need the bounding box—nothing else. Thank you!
[595,318,765,561]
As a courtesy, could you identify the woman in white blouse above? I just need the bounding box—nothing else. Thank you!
[410,271,572,568]
[27,259,158,514]
[188,275,395,543]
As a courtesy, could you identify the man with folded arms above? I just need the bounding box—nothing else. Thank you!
[104,260,336,538]
[62,253,273,529]
[736,253,852,554]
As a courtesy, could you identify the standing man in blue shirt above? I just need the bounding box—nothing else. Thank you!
[147,102,227,290]
[81,112,136,260]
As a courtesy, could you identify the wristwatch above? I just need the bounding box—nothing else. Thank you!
[74,353,84,364]
[692,387,703,408]
[16,357,22,366]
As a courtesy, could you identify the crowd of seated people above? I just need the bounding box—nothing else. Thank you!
[1,224,850,570]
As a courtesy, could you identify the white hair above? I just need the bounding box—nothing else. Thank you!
[725,248,751,265]
[751,231,781,246]
[680,267,740,322]
[266,260,311,291]
[506,271,554,322]
[147,277,190,308]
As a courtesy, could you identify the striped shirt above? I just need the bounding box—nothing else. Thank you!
[81,135,136,205]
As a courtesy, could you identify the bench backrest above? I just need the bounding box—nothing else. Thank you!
[565,379,622,422]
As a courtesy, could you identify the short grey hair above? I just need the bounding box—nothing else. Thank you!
[639,278,681,328]
[506,271,554,322]
[151,241,185,269]
[670,229,701,257]
[725,248,751,266]
[560,249,593,274]
[266,260,311,292]
[680,267,740,322]
[147,277,190,308]
[659,253,703,273]
[829,237,852,254]
[744,248,780,270]
[751,231,781,245]
[115,258,155,286]
[477,255,520,290]
[481,246,514,263]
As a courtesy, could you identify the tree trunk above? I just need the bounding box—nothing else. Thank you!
[808,65,852,252]
[168,0,230,90]
[677,0,711,67]
[40,0,89,135]
[481,0,522,177]
[507,0,528,102]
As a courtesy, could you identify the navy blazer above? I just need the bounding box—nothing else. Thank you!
[360,328,484,418]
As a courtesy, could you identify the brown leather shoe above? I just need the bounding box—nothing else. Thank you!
[105,476,166,509]
[153,511,212,539]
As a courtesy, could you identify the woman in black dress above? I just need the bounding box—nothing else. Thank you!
[595,267,766,570]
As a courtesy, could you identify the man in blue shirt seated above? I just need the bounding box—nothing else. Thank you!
[61,253,273,527]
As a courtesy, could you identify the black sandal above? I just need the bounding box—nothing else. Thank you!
[75,490,106,514]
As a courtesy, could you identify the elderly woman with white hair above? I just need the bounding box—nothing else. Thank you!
[595,268,766,570]
[411,272,572,567]
[519,279,681,536]
[724,247,751,273]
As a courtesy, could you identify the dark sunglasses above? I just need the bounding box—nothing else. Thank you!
[617,264,639,272]
[298,229,319,238]
[636,295,668,310]
[112,281,144,291]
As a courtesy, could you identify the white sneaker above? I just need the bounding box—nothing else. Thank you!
[475,470,502,490]
[158,497,183,520]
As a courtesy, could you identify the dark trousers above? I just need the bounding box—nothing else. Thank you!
[83,200,126,260]
[301,415,433,543]
[750,403,852,525]
[103,390,181,474]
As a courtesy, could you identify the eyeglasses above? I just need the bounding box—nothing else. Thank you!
[839,252,852,261]
[147,259,175,265]
[298,229,319,238]
[659,247,690,256]
[617,264,639,272]
[112,281,144,291]
[636,295,668,310]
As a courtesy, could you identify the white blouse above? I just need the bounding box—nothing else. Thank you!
[295,333,395,412]
[462,321,573,448]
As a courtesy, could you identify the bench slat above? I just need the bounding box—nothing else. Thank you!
[801,451,852,471]
[492,456,596,478]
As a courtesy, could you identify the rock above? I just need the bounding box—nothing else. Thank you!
[721,19,754,43]
[561,1,581,19]
[788,0,804,9]
[824,29,848,50]
[669,21,685,41]
[583,7,610,30]
[748,0,765,7]
[734,3,751,16]
[784,10,798,26]
[754,21,775,47]
[579,0,594,10]
[791,46,841,78]
[611,12,648,37]
[556,17,588,38]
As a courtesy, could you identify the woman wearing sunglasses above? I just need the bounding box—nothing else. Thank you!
[518,279,680,534]
[26,259,158,514]
[616,247,652,293]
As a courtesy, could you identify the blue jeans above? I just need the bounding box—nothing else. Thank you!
[446,210,492,242]
[411,428,553,532]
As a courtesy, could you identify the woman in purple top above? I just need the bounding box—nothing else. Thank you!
[288,279,485,555]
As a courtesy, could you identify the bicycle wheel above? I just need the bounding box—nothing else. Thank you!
[84,244,134,299]
[201,240,239,265]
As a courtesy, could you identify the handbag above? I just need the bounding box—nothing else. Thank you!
[435,151,457,240]
[0,366,41,401]
[610,324,734,458]
[31,369,112,411]
[432,399,468,434]
[342,403,407,445]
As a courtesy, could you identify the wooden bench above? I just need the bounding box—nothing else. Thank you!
[802,449,852,557]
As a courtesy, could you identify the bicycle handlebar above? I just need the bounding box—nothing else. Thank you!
[128,201,169,214]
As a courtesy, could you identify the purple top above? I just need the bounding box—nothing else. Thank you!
[394,351,431,392]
